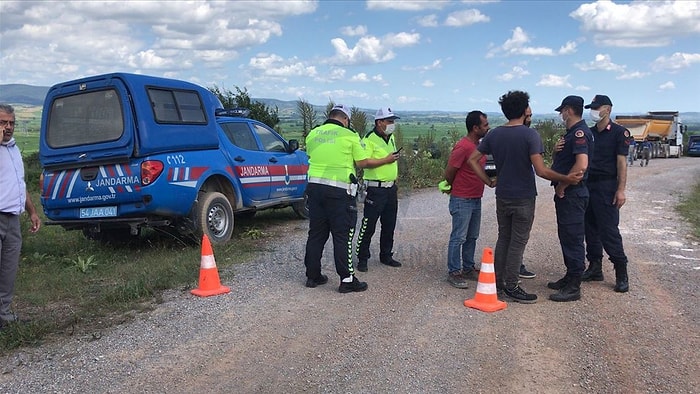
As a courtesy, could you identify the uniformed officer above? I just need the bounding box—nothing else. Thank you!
[355,107,402,272]
[303,104,397,293]
[581,94,630,293]
[547,96,593,302]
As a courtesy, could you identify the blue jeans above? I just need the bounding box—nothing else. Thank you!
[447,196,481,273]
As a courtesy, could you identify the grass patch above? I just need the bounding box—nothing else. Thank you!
[676,179,700,239]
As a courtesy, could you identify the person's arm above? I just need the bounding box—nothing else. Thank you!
[531,154,582,184]
[614,154,627,208]
[356,153,397,169]
[468,150,494,187]
[444,165,458,185]
[555,153,588,197]
[25,191,41,233]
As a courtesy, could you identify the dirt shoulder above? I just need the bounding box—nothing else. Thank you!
[2,157,699,393]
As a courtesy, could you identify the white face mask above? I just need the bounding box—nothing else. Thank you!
[590,109,602,122]
[560,112,567,124]
[384,123,396,135]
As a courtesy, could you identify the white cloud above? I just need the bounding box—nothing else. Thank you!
[536,74,572,88]
[651,52,700,72]
[341,25,367,37]
[571,1,700,47]
[402,59,443,72]
[575,85,591,91]
[559,41,578,55]
[487,27,560,58]
[328,32,420,65]
[417,14,439,27]
[658,81,676,90]
[444,9,490,27]
[422,80,435,87]
[575,54,626,72]
[366,1,446,11]
[616,71,649,80]
[496,66,530,81]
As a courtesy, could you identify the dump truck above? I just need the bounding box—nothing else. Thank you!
[615,111,684,158]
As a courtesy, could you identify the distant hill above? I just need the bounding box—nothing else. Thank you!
[0,84,49,106]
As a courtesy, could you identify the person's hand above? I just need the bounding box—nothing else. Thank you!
[565,170,584,185]
[554,136,565,152]
[384,152,398,164]
[555,183,568,198]
[488,178,497,188]
[29,213,41,233]
[613,190,626,209]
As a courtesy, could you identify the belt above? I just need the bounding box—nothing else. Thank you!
[365,180,395,188]
[308,177,350,189]
[0,211,16,216]
[587,174,617,182]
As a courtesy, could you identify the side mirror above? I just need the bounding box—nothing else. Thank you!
[287,139,299,152]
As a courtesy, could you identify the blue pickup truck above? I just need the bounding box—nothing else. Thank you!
[39,73,309,244]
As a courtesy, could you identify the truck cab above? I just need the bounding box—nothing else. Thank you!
[39,73,308,244]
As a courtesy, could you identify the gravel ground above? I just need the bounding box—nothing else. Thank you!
[1,157,699,393]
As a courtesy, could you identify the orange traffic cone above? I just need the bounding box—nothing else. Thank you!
[191,234,231,297]
[464,247,507,312]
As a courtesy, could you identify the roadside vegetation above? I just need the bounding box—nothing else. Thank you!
[4,99,698,353]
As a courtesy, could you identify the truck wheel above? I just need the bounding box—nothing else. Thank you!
[292,194,309,219]
[195,192,234,244]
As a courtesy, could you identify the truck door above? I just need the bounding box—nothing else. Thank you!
[219,121,271,202]
[250,123,308,200]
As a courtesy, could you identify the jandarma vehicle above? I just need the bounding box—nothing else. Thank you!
[39,73,309,244]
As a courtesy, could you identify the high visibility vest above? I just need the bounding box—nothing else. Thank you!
[305,121,369,182]
[362,129,398,181]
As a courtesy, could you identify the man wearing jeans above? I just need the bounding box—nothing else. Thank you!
[444,111,489,288]
[468,91,583,303]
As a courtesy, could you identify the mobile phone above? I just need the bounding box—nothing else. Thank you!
[394,147,403,154]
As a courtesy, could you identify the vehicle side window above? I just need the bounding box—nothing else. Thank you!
[221,122,260,151]
[253,124,286,152]
[148,88,206,124]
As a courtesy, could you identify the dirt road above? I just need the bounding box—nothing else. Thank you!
[2,157,699,393]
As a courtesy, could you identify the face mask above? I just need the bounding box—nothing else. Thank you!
[590,109,602,122]
[560,112,567,124]
[384,123,396,135]
[523,118,531,127]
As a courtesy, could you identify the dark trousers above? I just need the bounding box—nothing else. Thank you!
[304,183,357,280]
[585,179,628,265]
[494,198,535,289]
[554,193,588,277]
[356,185,398,263]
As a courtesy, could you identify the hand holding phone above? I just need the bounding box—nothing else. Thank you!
[394,147,403,155]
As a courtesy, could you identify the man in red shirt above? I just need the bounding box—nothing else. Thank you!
[443,111,489,288]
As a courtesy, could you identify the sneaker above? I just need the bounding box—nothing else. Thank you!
[460,268,479,281]
[447,271,469,289]
[357,260,368,272]
[519,266,536,279]
[503,286,538,304]
[305,274,329,288]
[380,258,402,267]
[338,277,368,293]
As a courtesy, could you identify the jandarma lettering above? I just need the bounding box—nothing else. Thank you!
[240,166,270,176]
[95,176,140,187]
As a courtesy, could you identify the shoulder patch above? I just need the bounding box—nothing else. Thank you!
[624,129,631,138]
[575,130,584,138]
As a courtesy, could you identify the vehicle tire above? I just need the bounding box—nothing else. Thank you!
[195,191,234,244]
[292,194,309,219]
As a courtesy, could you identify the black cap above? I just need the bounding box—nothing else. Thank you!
[584,95,613,109]
[554,95,584,112]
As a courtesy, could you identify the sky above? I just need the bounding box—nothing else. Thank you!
[1,0,699,114]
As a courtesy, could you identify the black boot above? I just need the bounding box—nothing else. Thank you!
[549,276,581,302]
[581,259,604,281]
[547,274,569,290]
[614,263,629,293]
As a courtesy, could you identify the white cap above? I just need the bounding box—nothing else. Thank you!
[375,107,400,120]
[331,104,351,119]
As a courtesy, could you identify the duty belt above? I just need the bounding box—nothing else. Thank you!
[587,174,617,182]
[365,180,395,188]
[308,177,350,189]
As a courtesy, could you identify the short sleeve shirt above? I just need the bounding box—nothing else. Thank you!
[477,124,543,199]
[305,120,369,182]
[589,121,629,177]
[448,137,486,198]
[362,128,398,182]
[552,119,593,179]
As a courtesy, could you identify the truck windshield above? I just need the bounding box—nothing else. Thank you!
[46,89,124,148]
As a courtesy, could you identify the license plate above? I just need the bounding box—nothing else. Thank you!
[80,206,117,219]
